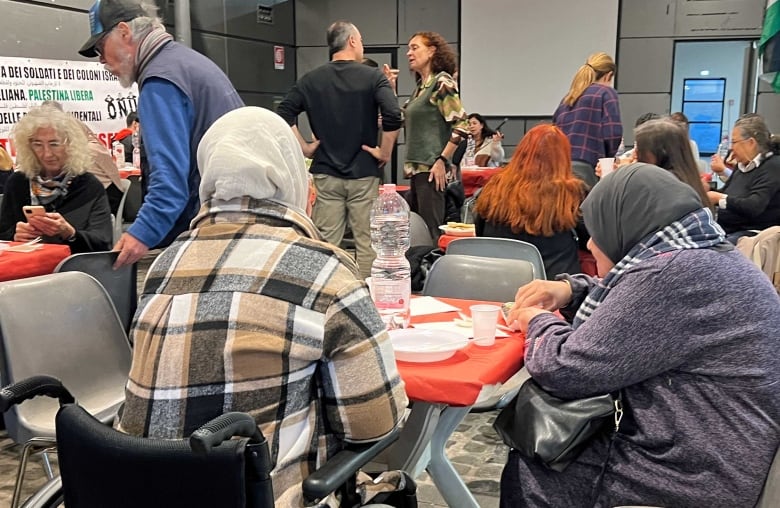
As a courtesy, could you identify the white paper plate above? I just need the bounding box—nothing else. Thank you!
[389,328,468,363]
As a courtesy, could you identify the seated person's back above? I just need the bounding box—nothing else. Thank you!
[474,124,583,279]
[114,107,407,507]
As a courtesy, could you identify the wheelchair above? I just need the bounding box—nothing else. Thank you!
[1,375,417,508]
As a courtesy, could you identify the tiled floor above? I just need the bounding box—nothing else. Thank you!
[0,251,509,507]
[0,410,507,507]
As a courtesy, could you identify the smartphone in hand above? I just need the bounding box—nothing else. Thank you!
[22,205,46,218]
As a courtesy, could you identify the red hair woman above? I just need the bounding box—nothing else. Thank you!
[474,124,584,279]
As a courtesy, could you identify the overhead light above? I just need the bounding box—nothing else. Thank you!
[700,70,710,76]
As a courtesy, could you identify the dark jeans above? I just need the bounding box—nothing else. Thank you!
[409,172,445,240]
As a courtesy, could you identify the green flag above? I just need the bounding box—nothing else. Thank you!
[759,0,780,92]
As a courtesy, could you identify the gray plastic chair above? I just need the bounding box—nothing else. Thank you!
[55,251,137,334]
[422,254,534,303]
[423,255,535,413]
[0,272,132,502]
[123,174,143,223]
[446,237,547,280]
[410,211,433,247]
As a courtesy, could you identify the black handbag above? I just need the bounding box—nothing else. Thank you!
[493,377,622,472]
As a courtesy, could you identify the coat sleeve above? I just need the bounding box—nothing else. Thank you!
[376,73,402,132]
[128,78,194,249]
[724,167,780,220]
[276,83,306,127]
[524,259,713,399]
[319,280,408,442]
[69,177,112,253]
[601,87,623,158]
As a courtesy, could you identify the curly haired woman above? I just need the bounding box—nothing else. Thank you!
[402,31,469,239]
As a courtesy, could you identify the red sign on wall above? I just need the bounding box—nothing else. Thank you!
[274,46,285,70]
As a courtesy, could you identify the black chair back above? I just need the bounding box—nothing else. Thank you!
[55,251,137,333]
[56,404,274,508]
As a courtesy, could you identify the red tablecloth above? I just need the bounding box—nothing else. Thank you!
[118,167,142,179]
[397,297,525,407]
[437,232,475,251]
[0,243,71,282]
[461,167,503,197]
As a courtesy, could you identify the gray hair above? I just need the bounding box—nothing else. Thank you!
[127,2,164,43]
[326,21,357,54]
[734,114,780,153]
[11,104,91,179]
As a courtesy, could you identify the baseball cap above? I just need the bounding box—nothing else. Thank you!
[79,0,147,57]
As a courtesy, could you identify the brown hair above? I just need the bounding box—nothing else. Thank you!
[474,124,583,236]
[409,31,458,81]
[634,119,709,208]
[669,112,689,126]
[562,52,615,107]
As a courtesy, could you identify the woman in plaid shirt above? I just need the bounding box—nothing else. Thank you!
[553,52,623,189]
[115,106,408,507]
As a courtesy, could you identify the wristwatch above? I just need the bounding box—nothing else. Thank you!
[435,155,450,166]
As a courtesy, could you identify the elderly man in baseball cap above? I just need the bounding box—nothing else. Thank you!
[79,0,243,268]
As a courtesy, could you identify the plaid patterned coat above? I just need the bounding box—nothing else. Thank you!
[115,198,408,506]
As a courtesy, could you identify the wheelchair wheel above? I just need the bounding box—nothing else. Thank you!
[20,476,64,508]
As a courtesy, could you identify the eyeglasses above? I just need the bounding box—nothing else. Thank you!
[30,141,66,152]
[94,28,114,57]
[731,137,751,146]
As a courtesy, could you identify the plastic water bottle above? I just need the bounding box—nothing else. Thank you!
[112,140,125,169]
[132,131,141,170]
[717,136,729,159]
[464,135,476,167]
[370,184,411,329]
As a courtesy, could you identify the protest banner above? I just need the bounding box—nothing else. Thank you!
[0,56,138,156]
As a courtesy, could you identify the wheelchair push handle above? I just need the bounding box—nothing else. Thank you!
[190,412,265,455]
[0,375,75,412]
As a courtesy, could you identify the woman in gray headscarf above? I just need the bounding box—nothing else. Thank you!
[116,107,407,507]
[501,163,780,507]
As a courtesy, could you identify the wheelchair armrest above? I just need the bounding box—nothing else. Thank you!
[0,375,74,411]
[190,412,265,455]
[302,426,400,502]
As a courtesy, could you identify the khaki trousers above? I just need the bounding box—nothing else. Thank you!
[311,174,379,279]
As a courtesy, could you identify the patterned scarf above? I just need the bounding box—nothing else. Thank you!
[30,172,74,206]
[573,207,727,328]
[135,27,173,83]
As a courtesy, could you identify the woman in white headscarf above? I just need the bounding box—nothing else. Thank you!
[115,107,407,507]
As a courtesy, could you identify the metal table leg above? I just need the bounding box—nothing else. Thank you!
[426,405,479,508]
[385,402,479,508]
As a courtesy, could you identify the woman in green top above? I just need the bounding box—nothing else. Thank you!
[402,31,469,239]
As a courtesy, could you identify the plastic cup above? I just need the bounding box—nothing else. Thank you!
[599,157,615,177]
[470,304,500,346]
